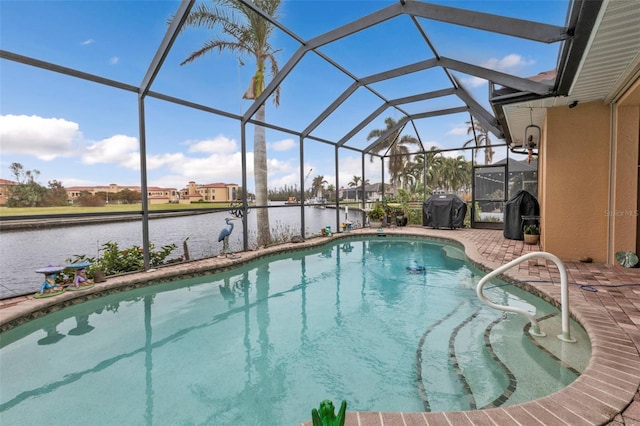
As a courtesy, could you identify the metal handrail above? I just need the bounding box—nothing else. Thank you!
[476,251,576,343]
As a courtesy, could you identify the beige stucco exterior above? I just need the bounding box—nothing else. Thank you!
[0,179,17,206]
[539,78,640,263]
[613,78,640,262]
[179,181,239,204]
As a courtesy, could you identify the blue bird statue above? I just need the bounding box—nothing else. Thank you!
[218,217,236,255]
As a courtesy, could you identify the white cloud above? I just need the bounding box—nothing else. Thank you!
[147,152,186,170]
[424,141,468,158]
[170,151,251,183]
[337,156,363,178]
[109,57,119,65]
[462,54,536,88]
[58,176,105,187]
[447,126,468,136]
[423,141,445,151]
[483,54,535,71]
[463,76,488,88]
[0,114,82,161]
[82,134,139,168]
[267,158,295,175]
[80,38,95,46]
[0,114,298,191]
[187,135,237,154]
[269,172,300,189]
[441,150,464,159]
[148,174,191,189]
[268,138,295,152]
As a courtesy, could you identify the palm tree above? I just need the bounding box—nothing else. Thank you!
[180,0,282,247]
[347,176,361,201]
[347,176,369,201]
[464,119,494,165]
[441,156,470,193]
[399,161,421,195]
[326,184,335,201]
[367,117,418,191]
[311,175,328,199]
[427,153,446,192]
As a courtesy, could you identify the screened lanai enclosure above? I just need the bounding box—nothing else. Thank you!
[0,0,602,289]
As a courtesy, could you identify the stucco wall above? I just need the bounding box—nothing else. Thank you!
[612,104,639,259]
[541,101,611,262]
[612,77,640,262]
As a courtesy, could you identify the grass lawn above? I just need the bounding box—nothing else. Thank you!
[0,203,233,217]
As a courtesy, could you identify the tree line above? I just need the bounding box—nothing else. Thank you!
[5,162,142,208]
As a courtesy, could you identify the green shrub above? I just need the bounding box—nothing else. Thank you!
[67,241,180,277]
[368,204,385,220]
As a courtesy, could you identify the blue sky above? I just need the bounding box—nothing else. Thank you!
[0,0,568,193]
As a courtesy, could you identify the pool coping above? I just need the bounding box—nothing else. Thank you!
[1,227,637,426]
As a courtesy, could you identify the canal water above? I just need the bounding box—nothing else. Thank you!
[0,205,363,299]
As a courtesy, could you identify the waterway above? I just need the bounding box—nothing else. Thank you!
[0,205,363,299]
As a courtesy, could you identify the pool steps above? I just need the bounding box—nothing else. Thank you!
[476,251,576,343]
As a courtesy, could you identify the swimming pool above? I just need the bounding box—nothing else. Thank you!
[0,237,590,425]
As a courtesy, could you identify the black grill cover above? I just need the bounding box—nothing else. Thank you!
[503,190,540,240]
[423,194,467,229]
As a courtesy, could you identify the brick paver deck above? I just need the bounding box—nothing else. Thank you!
[2,227,640,425]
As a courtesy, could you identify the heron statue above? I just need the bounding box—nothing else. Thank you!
[218,217,236,256]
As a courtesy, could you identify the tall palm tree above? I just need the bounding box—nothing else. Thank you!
[400,155,425,195]
[427,153,446,192]
[441,156,470,193]
[347,175,361,201]
[311,175,327,199]
[367,117,418,191]
[326,184,335,201]
[347,176,369,201]
[464,119,494,165]
[180,0,281,247]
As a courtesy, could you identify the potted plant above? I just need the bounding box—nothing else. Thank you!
[523,224,540,245]
[367,204,385,228]
[383,202,403,226]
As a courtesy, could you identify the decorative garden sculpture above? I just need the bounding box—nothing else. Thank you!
[67,262,94,291]
[218,217,237,255]
[35,266,65,298]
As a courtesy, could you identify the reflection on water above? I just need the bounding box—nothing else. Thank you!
[0,206,349,298]
[37,321,66,346]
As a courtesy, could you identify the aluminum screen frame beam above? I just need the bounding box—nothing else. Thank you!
[404,1,569,43]
[440,57,554,95]
[364,105,469,156]
[336,87,457,148]
[303,58,441,139]
[453,83,504,139]
[243,3,404,122]
[140,0,194,97]
[0,50,138,93]
[137,0,194,270]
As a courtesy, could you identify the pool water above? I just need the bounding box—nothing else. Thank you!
[0,237,590,425]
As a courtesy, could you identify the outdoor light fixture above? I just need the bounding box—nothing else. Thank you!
[510,108,540,164]
[523,109,540,163]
